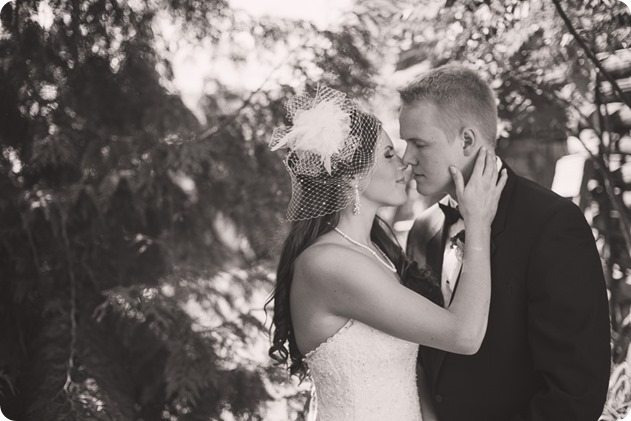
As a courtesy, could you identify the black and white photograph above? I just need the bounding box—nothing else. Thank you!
[0,0,630,420]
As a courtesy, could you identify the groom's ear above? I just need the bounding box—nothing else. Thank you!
[461,127,477,156]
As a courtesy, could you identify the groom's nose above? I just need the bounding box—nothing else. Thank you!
[401,144,417,166]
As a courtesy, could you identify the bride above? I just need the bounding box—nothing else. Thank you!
[267,86,506,420]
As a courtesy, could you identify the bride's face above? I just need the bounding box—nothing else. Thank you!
[360,130,409,208]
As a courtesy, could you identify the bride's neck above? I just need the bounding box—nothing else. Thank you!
[335,206,378,245]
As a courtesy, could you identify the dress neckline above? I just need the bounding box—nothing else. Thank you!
[304,319,355,359]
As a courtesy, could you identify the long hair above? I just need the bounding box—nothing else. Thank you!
[370,217,443,308]
[266,214,443,379]
[266,212,340,378]
[266,107,443,378]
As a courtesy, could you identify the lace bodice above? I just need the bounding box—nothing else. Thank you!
[304,319,422,421]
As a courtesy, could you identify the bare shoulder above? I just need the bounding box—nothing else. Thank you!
[296,241,367,276]
[294,240,379,289]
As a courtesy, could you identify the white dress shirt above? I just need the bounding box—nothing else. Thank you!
[441,196,464,307]
[441,157,502,307]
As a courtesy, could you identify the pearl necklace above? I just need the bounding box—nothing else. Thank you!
[333,227,397,273]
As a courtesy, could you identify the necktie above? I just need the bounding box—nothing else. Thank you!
[449,229,466,249]
[439,202,462,226]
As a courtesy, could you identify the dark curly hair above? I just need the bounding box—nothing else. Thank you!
[266,108,443,379]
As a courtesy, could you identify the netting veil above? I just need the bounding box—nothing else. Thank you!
[270,86,383,221]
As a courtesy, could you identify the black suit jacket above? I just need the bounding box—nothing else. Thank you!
[406,165,610,421]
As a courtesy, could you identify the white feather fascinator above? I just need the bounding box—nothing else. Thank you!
[269,86,383,221]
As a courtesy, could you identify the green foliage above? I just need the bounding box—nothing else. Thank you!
[400,2,631,418]
[394,0,630,141]
[3,0,628,419]
[392,2,631,418]
[0,0,388,419]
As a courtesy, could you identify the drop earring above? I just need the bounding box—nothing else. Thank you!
[353,182,361,215]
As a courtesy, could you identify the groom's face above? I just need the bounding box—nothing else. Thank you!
[399,101,468,197]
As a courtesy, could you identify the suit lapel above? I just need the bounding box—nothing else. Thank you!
[426,162,517,389]
[491,161,515,242]
[420,200,450,388]
[426,227,445,282]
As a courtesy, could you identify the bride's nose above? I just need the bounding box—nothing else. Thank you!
[398,162,411,179]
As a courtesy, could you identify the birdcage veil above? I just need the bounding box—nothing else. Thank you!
[270,86,383,221]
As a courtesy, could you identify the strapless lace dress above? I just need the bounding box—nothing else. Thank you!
[304,319,422,421]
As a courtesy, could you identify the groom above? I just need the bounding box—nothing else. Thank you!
[400,64,611,421]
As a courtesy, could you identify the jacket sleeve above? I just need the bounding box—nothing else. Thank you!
[509,201,611,421]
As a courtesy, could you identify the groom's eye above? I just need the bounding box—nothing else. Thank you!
[407,138,425,148]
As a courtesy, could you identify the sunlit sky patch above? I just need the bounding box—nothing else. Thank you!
[230,0,353,28]
[164,0,354,124]
[30,0,53,30]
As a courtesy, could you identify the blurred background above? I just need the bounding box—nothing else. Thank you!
[0,0,630,420]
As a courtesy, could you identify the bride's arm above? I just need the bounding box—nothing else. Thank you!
[441,149,503,350]
[295,149,506,354]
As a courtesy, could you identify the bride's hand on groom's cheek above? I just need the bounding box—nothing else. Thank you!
[449,147,507,226]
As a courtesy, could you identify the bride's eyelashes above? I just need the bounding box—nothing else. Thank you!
[384,146,395,159]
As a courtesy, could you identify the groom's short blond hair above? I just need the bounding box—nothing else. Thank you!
[399,64,498,147]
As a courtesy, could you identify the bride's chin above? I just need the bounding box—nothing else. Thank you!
[396,192,408,205]
[385,197,407,207]
[373,193,407,208]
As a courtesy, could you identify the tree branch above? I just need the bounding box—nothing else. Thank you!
[518,76,631,259]
[197,59,287,142]
[572,129,631,260]
[551,0,631,109]
[59,205,78,395]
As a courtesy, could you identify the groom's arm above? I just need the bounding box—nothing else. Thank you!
[509,201,610,421]
[418,365,439,421]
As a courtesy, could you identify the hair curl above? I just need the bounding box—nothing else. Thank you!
[266,108,443,379]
